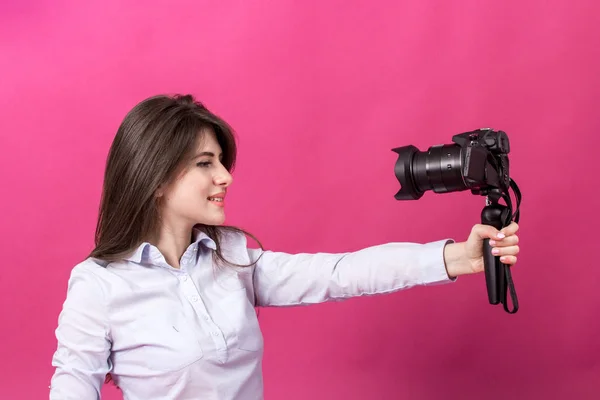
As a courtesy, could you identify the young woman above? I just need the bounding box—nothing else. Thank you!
[49,94,520,400]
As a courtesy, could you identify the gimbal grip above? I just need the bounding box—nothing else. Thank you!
[483,238,501,305]
[481,203,507,306]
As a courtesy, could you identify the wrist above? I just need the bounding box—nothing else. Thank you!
[443,241,469,279]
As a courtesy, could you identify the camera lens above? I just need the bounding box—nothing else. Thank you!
[414,144,465,193]
[393,144,467,200]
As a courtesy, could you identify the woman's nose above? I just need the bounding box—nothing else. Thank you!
[214,167,233,187]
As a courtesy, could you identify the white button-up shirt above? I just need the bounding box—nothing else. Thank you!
[50,228,454,399]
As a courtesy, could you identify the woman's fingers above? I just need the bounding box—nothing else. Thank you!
[489,235,519,247]
[491,244,519,256]
[499,255,517,265]
[501,221,519,236]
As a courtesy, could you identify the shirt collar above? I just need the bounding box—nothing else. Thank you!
[193,227,217,250]
[124,227,217,264]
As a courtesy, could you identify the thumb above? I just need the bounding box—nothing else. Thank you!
[470,223,505,241]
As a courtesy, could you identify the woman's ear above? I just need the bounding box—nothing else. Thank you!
[155,174,175,198]
[155,184,165,198]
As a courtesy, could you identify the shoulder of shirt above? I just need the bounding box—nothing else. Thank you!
[67,257,115,283]
[62,258,116,306]
[216,228,267,266]
[218,227,250,249]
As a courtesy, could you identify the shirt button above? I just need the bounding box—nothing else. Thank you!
[191,295,198,302]
[203,315,209,321]
[212,332,219,336]
[181,275,188,282]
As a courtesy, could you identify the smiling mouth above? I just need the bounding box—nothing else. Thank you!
[207,196,225,207]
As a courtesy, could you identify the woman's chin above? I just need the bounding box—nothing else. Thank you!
[193,208,227,227]
[203,215,226,226]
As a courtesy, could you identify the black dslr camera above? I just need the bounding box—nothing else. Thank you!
[392,128,522,314]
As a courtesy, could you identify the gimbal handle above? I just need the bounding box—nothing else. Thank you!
[481,199,518,313]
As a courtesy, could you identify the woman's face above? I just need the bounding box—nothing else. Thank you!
[157,130,233,230]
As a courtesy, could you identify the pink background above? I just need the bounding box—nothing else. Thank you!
[1,1,599,399]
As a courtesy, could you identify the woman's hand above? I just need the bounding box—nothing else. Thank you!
[444,222,520,278]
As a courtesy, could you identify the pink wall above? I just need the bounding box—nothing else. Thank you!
[1,1,598,398]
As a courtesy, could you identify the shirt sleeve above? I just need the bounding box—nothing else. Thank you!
[49,262,112,399]
[247,239,456,307]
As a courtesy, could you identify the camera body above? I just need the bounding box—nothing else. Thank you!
[392,128,510,200]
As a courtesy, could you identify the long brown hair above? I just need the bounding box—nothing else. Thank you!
[88,94,262,267]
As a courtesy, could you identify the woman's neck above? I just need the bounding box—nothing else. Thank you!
[149,223,193,269]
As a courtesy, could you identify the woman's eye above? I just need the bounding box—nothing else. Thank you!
[197,162,212,168]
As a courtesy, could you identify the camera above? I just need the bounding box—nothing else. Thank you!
[392,128,522,314]
[392,128,511,200]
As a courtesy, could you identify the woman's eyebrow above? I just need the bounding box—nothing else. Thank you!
[193,151,216,159]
